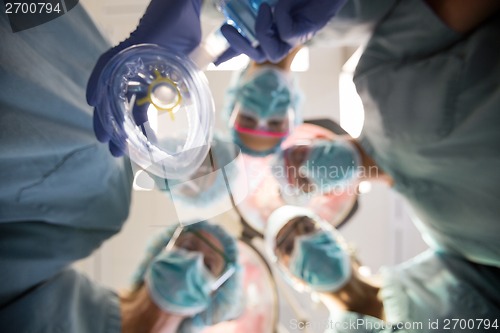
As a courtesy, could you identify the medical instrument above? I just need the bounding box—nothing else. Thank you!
[94,44,214,180]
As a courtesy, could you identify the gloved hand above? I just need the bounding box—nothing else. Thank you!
[215,0,347,65]
[87,0,202,156]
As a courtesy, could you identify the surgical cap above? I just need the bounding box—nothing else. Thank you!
[236,67,292,119]
[131,221,243,332]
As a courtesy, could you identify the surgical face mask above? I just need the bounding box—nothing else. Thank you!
[272,140,360,199]
[302,140,360,190]
[146,247,218,316]
[167,227,236,288]
[289,231,351,292]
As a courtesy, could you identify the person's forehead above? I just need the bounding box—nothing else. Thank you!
[237,105,288,120]
[186,229,223,252]
[276,216,315,241]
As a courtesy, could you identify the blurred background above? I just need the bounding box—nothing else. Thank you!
[76,1,428,332]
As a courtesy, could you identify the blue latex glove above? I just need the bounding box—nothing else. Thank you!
[215,0,346,65]
[87,0,202,156]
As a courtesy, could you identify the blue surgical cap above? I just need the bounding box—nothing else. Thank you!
[131,221,243,332]
[236,68,292,119]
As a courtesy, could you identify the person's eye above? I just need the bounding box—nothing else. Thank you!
[238,115,257,128]
[268,120,284,131]
[204,258,214,272]
[284,239,294,255]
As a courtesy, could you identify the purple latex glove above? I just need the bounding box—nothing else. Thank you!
[215,0,346,65]
[87,0,202,156]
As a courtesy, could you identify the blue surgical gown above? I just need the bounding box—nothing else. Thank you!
[325,0,500,331]
[352,0,500,266]
[0,4,132,332]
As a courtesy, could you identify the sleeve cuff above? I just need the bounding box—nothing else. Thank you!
[104,290,122,333]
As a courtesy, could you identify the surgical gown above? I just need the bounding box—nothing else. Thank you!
[353,0,500,267]
[326,0,500,331]
[0,4,132,332]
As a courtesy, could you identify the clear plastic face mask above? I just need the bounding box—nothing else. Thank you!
[98,44,214,180]
[166,226,235,290]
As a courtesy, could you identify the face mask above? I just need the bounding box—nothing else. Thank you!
[99,45,214,180]
[146,247,218,316]
[301,140,359,192]
[289,231,351,292]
